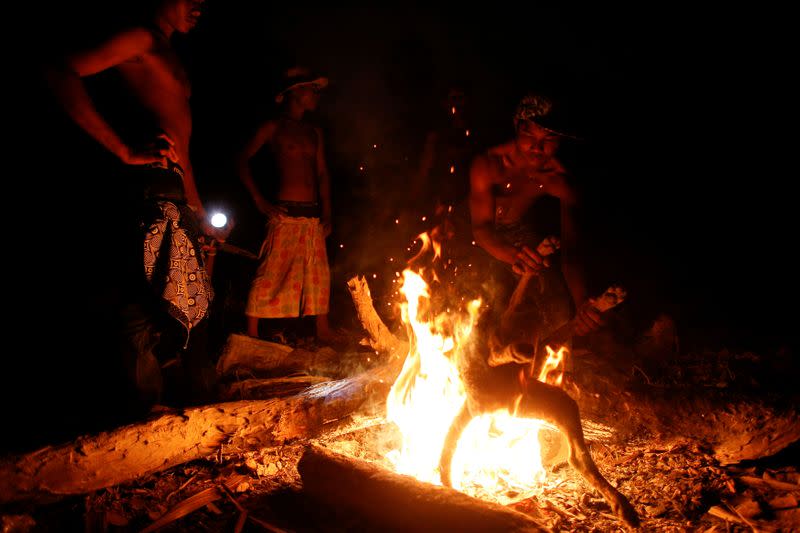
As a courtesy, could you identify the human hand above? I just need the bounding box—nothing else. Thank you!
[122,133,179,167]
[512,245,550,275]
[573,302,603,336]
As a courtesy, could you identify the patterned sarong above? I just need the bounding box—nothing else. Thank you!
[245,215,330,318]
[143,201,213,339]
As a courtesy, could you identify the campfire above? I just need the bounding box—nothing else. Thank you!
[1,233,798,532]
[385,267,551,504]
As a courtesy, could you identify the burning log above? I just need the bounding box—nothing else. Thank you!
[297,444,548,532]
[488,284,626,370]
[537,286,626,352]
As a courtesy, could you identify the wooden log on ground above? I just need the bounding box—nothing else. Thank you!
[216,335,341,378]
[0,371,392,505]
[219,375,333,401]
[297,444,547,532]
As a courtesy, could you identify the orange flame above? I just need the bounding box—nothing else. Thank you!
[537,345,568,386]
[385,270,474,484]
[385,266,569,504]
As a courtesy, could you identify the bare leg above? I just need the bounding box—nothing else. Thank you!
[315,313,332,339]
[518,379,640,528]
[246,316,260,338]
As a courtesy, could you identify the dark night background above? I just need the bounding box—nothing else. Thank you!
[5,2,795,452]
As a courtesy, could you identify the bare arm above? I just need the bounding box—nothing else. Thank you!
[181,157,204,217]
[43,28,170,165]
[315,127,332,236]
[547,174,586,305]
[469,154,518,265]
[236,121,282,217]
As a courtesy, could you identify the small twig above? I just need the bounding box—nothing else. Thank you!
[739,475,800,492]
[166,474,197,502]
[234,510,248,533]
[218,481,289,533]
[668,496,689,521]
[631,365,652,385]
[708,505,743,524]
[597,511,619,522]
[218,483,246,514]
[612,451,643,467]
[723,501,761,533]
[140,486,221,533]
[542,498,577,520]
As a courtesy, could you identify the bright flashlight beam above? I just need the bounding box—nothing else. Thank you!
[210,212,227,228]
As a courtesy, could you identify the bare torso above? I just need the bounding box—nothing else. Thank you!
[116,31,192,167]
[269,118,319,202]
[485,141,567,226]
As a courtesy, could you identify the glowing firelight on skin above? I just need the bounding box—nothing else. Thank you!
[385,268,565,504]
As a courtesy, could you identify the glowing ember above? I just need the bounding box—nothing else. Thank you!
[451,412,546,503]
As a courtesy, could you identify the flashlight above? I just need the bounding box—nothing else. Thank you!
[210,212,228,228]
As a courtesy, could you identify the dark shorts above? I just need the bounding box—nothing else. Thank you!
[276,200,322,218]
[121,161,186,203]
